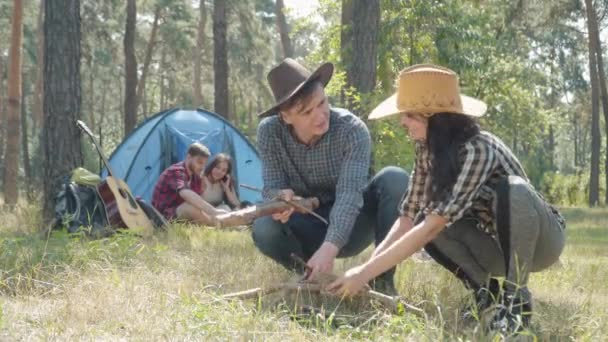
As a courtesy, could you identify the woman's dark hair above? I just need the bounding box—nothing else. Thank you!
[427,112,480,202]
[204,153,233,184]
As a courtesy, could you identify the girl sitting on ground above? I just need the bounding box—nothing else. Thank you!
[201,153,242,211]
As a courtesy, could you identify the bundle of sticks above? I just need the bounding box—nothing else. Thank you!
[221,254,424,315]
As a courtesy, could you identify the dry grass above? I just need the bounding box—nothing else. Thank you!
[0,205,606,341]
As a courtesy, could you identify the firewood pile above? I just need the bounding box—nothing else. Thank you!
[221,255,424,318]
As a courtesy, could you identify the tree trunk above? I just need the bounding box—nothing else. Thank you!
[275,0,294,58]
[572,113,581,169]
[135,5,161,116]
[584,0,601,207]
[232,89,239,126]
[350,0,380,112]
[43,0,83,220]
[142,81,147,116]
[4,0,24,207]
[247,99,254,139]
[589,6,608,204]
[118,72,124,119]
[213,0,229,118]
[123,0,138,137]
[193,0,207,107]
[33,0,44,133]
[99,80,107,129]
[20,79,31,197]
[0,55,5,192]
[160,48,166,109]
[87,56,94,129]
[340,0,353,108]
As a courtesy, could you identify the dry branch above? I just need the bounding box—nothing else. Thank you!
[215,197,319,228]
[221,270,423,315]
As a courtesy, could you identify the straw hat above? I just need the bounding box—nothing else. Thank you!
[368,64,487,120]
[258,58,334,117]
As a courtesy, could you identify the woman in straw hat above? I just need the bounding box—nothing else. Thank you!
[328,64,566,332]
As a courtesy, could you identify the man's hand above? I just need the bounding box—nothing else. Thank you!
[271,189,296,223]
[306,242,339,280]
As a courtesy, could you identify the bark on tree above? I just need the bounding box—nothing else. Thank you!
[135,5,162,114]
[124,0,138,137]
[160,48,166,109]
[0,55,5,192]
[275,0,294,58]
[20,79,31,196]
[350,0,379,96]
[588,2,608,204]
[193,0,207,107]
[43,0,83,220]
[213,0,229,119]
[340,0,379,113]
[4,0,24,207]
[584,0,601,207]
[340,0,353,108]
[33,0,44,133]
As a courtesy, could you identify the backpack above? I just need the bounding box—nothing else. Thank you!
[53,176,114,237]
[53,175,169,237]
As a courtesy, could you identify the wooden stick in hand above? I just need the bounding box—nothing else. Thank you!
[215,197,320,228]
[240,184,329,225]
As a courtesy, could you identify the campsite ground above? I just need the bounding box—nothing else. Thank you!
[0,206,606,340]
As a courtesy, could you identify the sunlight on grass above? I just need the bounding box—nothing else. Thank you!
[0,206,606,340]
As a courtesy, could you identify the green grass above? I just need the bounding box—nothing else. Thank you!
[0,205,606,340]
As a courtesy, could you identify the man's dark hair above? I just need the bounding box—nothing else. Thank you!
[279,79,323,113]
[187,142,211,158]
[427,113,480,202]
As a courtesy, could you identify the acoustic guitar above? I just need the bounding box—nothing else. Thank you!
[77,120,154,237]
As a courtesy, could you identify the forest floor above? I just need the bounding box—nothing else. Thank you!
[0,205,606,340]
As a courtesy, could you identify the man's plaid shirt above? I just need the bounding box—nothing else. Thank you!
[152,161,203,219]
[400,131,566,235]
[257,108,371,248]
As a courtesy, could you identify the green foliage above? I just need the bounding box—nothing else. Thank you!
[371,118,415,171]
[541,171,606,206]
[303,0,594,201]
[0,0,602,205]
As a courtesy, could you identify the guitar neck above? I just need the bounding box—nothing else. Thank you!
[94,144,116,178]
[78,121,117,178]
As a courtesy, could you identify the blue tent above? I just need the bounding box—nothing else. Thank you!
[102,108,263,204]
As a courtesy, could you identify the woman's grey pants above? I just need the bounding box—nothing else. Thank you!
[423,176,566,293]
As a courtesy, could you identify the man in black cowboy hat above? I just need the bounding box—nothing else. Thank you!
[252,58,409,294]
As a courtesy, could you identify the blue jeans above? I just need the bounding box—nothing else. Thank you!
[252,166,409,279]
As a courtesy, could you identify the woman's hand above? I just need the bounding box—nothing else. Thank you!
[326,264,370,297]
[221,175,232,190]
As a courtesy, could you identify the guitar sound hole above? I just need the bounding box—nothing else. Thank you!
[119,188,139,209]
[119,188,128,199]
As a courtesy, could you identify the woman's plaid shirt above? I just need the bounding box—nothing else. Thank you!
[400,131,565,235]
[257,108,371,248]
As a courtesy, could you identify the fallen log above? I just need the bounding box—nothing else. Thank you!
[215,197,320,228]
